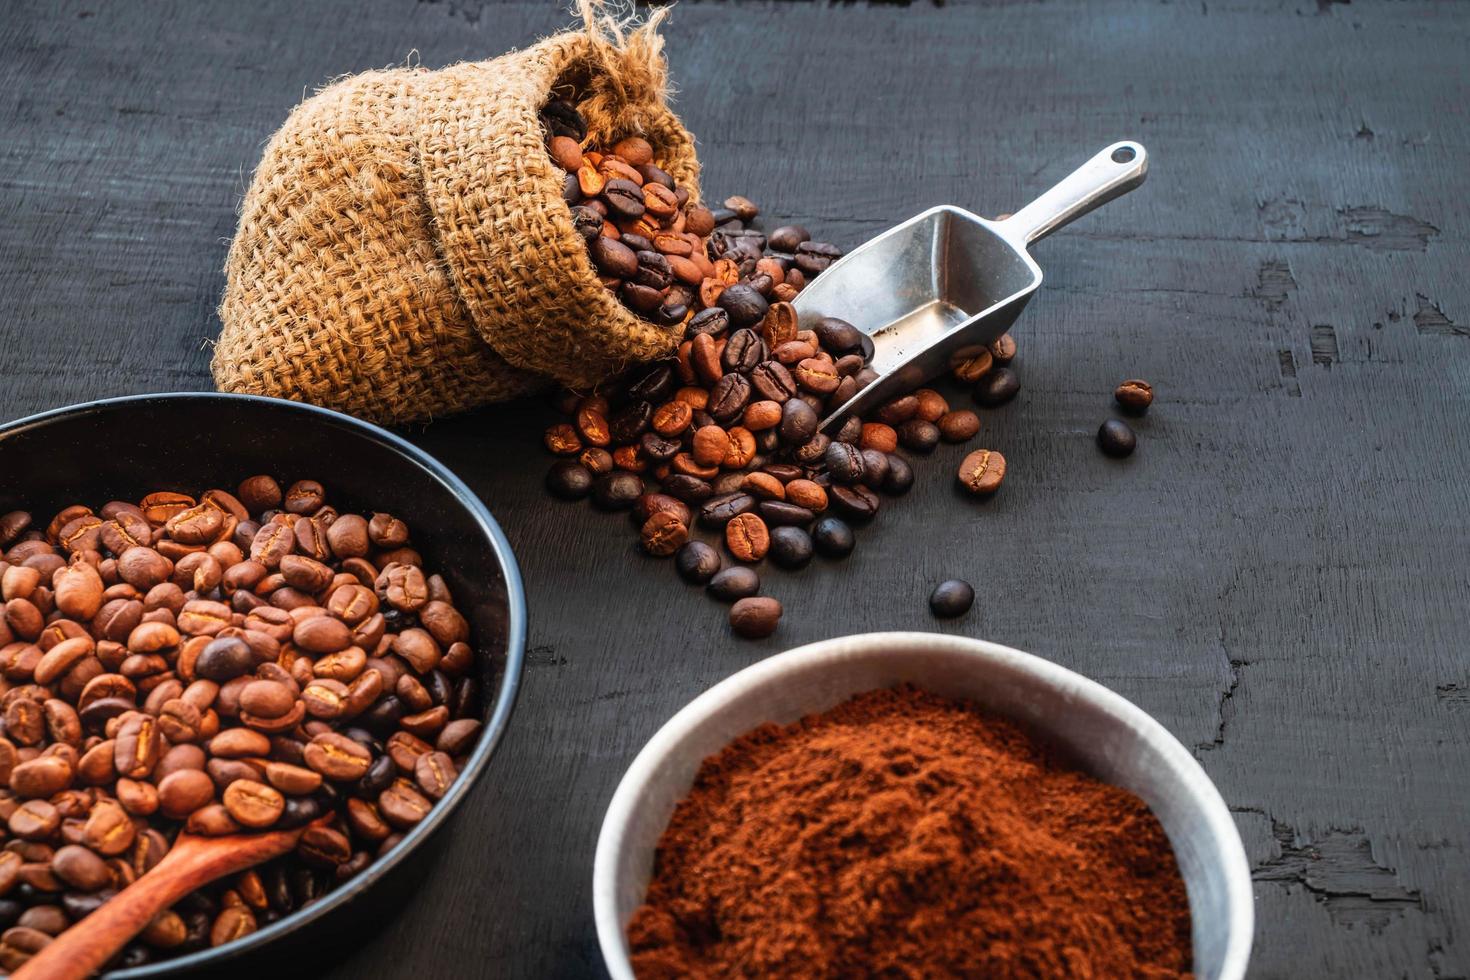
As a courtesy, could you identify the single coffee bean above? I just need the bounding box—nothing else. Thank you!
[829,485,880,522]
[603,178,646,219]
[973,367,1021,407]
[675,542,721,585]
[717,284,769,329]
[662,475,713,505]
[794,433,831,467]
[729,597,781,639]
[1098,419,1137,457]
[859,449,890,489]
[721,329,766,374]
[811,516,855,558]
[685,307,729,338]
[589,235,638,278]
[749,361,798,403]
[767,527,813,569]
[640,512,689,557]
[222,779,285,829]
[768,225,810,252]
[708,374,753,423]
[758,501,816,527]
[608,401,652,443]
[938,409,981,442]
[545,462,594,501]
[1115,379,1154,413]
[699,493,757,529]
[898,419,941,453]
[778,398,819,445]
[957,449,1006,494]
[823,443,866,484]
[592,472,644,511]
[814,316,862,353]
[707,567,759,602]
[929,579,975,618]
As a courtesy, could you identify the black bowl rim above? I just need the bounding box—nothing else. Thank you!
[0,392,528,977]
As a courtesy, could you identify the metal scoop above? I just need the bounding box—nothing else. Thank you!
[793,141,1149,431]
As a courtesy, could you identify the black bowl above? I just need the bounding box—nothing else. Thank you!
[0,393,527,977]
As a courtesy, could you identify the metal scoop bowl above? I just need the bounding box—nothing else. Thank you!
[794,141,1149,430]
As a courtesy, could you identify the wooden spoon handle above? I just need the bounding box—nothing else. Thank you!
[13,829,300,980]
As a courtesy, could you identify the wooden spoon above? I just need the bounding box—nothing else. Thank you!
[13,825,310,980]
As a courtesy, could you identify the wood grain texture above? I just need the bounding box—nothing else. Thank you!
[2,1,1467,977]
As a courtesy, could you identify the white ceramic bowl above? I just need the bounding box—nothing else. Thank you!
[594,632,1253,980]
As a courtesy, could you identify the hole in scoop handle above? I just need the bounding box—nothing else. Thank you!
[999,141,1148,247]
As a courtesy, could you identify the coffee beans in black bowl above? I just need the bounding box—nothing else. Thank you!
[0,393,526,978]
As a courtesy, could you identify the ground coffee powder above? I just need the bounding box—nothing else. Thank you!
[627,685,1193,978]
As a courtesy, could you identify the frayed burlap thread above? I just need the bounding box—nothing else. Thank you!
[213,5,698,423]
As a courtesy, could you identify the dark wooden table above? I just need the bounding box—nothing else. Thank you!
[4,1,1468,976]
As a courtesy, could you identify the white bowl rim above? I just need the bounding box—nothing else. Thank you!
[593,630,1254,980]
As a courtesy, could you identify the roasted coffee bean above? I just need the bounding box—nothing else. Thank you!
[811,516,855,558]
[749,361,797,403]
[1097,419,1137,457]
[708,374,752,423]
[570,204,603,239]
[793,433,831,467]
[829,485,880,522]
[603,178,646,219]
[661,475,713,505]
[592,472,644,511]
[938,410,981,442]
[929,579,975,618]
[758,502,816,528]
[674,542,722,584]
[729,597,781,639]
[546,462,594,501]
[608,401,652,443]
[882,455,915,496]
[814,316,862,353]
[698,493,757,529]
[685,307,729,338]
[973,367,1021,407]
[768,527,813,569]
[859,450,890,489]
[725,514,770,562]
[957,449,1006,494]
[640,512,689,557]
[823,443,866,484]
[768,225,810,252]
[378,782,432,829]
[778,399,818,445]
[898,419,941,453]
[721,329,766,374]
[707,567,759,603]
[1115,379,1153,413]
[718,284,769,328]
[989,332,1018,365]
[589,235,638,278]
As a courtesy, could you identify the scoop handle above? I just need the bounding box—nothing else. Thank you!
[997,141,1148,247]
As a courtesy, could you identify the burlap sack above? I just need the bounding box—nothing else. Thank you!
[213,5,698,423]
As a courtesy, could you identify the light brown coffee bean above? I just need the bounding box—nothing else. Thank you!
[1115,378,1154,411]
[378,781,432,829]
[9,756,72,799]
[238,680,294,720]
[209,905,256,946]
[115,777,160,816]
[725,514,770,562]
[292,616,351,655]
[303,732,371,781]
[158,769,216,820]
[208,728,272,759]
[264,761,322,796]
[82,800,134,855]
[390,629,440,674]
[938,409,981,442]
[221,779,284,829]
[51,844,110,892]
[413,751,456,800]
[957,449,1007,494]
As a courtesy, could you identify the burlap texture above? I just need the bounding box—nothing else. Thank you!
[213,6,698,423]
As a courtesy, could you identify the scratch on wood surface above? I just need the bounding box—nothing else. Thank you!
[1255,819,1427,928]
[1413,294,1463,336]
[1277,350,1301,396]
[1437,683,1469,705]
[1252,259,1296,311]
[1257,198,1440,252]
[1310,324,1339,367]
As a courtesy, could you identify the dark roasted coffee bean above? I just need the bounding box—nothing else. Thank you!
[620,282,664,315]
[898,419,941,453]
[619,232,653,253]
[823,443,866,484]
[589,236,638,278]
[603,178,646,219]
[541,99,587,140]
[768,527,813,569]
[592,472,644,511]
[662,475,713,505]
[768,225,810,252]
[973,367,1021,407]
[708,374,752,423]
[707,566,760,603]
[633,251,672,291]
[758,501,816,527]
[608,401,652,443]
[762,463,804,483]
[560,172,581,204]
[1115,379,1153,413]
[729,597,781,639]
[778,399,819,445]
[685,307,729,339]
[749,361,797,403]
[929,579,975,618]
[754,427,780,454]
[989,332,1018,365]
[829,485,880,522]
[717,284,769,328]
[721,329,766,374]
[638,432,681,462]
[674,542,721,585]
[711,472,745,496]
[627,364,676,404]
[570,205,603,240]
[814,317,862,354]
[834,414,863,446]
[882,455,914,495]
[812,516,855,558]
[546,462,594,501]
[794,240,843,275]
[1098,419,1137,457]
[698,493,757,529]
